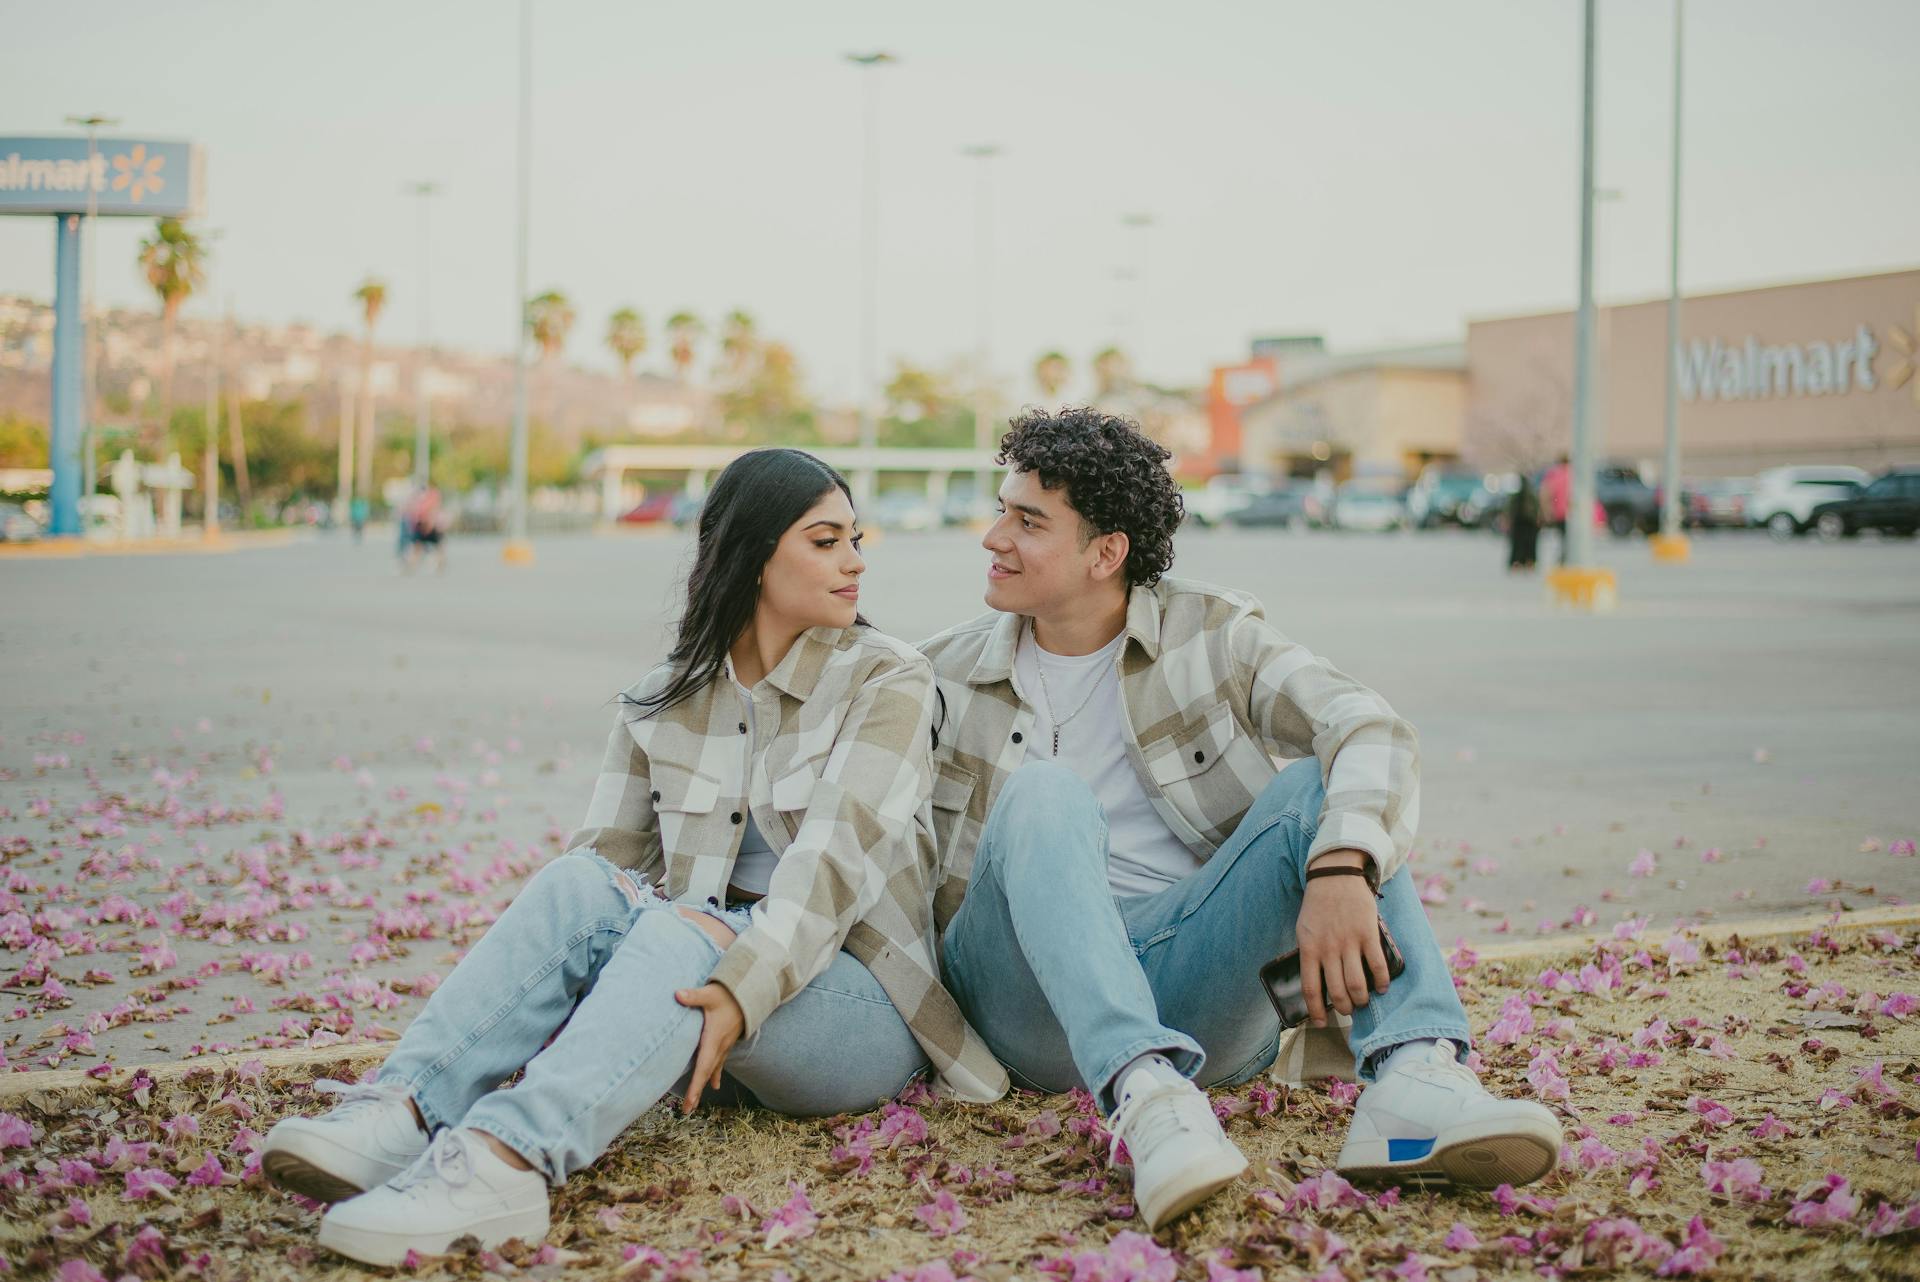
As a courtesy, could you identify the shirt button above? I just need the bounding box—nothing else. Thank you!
[1194,750,1206,764]
[730,812,742,824]
[650,790,661,802]
[1011,732,1023,744]
[738,722,748,734]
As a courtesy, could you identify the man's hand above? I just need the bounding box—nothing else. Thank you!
[1296,849,1390,1028]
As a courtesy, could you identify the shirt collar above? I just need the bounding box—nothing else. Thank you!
[761,625,843,700]
[965,611,1024,685]
[1122,582,1163,661]
[966,586,1163,686]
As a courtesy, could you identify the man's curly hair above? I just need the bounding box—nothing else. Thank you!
[997,406,1183,589]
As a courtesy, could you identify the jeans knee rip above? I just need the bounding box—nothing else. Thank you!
[577,852,656,910]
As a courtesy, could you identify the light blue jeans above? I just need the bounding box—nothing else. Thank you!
[375,852,929,1184]
[940,758,1472,1112]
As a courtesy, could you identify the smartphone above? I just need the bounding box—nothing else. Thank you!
[1261,918,1406,1030]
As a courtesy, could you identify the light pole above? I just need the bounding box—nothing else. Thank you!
[846,50,897,507]
[1653,0,1690,562]
[1593,187,1622,452]
[405,181,439,491]
[1119,212,1153,374]
[65,112,117,517]
[961,143,999,502]
[203,292,222,541]
[1568,0,1598,574]
[504,0,534,565]
[1550,0,1615,610]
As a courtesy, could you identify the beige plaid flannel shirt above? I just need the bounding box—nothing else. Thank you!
[563,624,1009,1103]
[918,576,1421,930]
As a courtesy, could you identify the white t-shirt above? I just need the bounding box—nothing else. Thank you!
[728,675,780,897]
[1014,624,1201,898]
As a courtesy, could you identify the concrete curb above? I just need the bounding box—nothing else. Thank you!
[0,529,310,559]
[2,907,1913,1105]
[0,1043,391,1105]
[1466,902,1920,961]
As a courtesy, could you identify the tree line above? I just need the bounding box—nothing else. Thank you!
[1,218,1143,518]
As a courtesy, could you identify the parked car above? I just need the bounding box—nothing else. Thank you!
[1682,477,1755,529]
[670,492,704,529]
[1330,484,1408,532]
[870,491,940,531]
[941,492,996,527]
[1593,464,1659,537]
[1184,474,1274,527]
[1457,474,1519,531]
[1225,485,1313,529]
[1405,468,1482,528]
[79,493,123,534]
[0,500,43,542]
[618,493,678,524]
[1747,465,1871,540]
[1807,469,1920,540]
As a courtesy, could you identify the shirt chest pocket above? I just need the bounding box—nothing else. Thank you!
[1142,700,1245,791]
[770,764,818,814]
[928,759,977,870]
[650,765,720,856]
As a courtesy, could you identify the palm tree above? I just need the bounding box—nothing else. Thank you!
[526,290,577,432]
[717,309,758,383]
[137,218,209,453]
[1034,350,1070,400]
[605,307,647,379]
[665,311,704,382]
[351,277,388,505]
[1092,345,1132,398]
[527,290,576,363]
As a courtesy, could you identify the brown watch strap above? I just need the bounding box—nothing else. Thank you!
[1305,863,1383,897]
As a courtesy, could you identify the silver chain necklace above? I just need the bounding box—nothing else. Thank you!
[1028,622,1110,757]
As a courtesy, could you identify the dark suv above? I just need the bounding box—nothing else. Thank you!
[1807,469,1920,540]
[1541,464,1659,537]
[1596,465,1660,537]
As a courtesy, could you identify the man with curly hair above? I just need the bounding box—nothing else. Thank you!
[919,406,1560,1230]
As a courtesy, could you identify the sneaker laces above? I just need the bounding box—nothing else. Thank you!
[1107,1080,1214,1166]
[1390,1040,1480,1091]
[313,1077,413,1119]
[390,1128,475,1194]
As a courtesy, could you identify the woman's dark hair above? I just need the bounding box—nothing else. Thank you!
[998,405,1183,589]
[622,448,861,717]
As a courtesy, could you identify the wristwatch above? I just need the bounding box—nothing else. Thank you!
[1305,854,1382,898]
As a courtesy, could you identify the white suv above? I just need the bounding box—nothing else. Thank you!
[1748,465,1870,540]
[1184,474,1274,527]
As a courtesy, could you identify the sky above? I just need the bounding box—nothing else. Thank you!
[3,0,1917,404]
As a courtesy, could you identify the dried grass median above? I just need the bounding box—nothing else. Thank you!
[4,915,1917,1281]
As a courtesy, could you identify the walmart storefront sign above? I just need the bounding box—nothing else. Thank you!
[1679,325,1877,403]
[0,136,202,218]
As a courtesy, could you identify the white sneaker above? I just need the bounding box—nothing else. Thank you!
[1335,1039,1562,1189]
[1108,1060,1249,1230]
[318,1128,550,1266]
[263,1077,432,1202]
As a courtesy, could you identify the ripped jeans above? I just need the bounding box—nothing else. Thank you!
[941,758,1472,1112]
[374,852,929,1184]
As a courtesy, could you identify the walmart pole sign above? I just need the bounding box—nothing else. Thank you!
[0,136,202,218]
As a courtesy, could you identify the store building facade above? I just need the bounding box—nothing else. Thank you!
[1464,268,1920,477]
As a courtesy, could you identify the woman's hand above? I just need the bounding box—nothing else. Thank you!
[672,908,745,1113]
[1296,849,1390,1027]
[673,981,745,1112]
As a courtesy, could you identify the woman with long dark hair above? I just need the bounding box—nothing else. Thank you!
[261,449,1008,1266]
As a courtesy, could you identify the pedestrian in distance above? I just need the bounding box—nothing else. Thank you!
[1507,474,1541,572]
